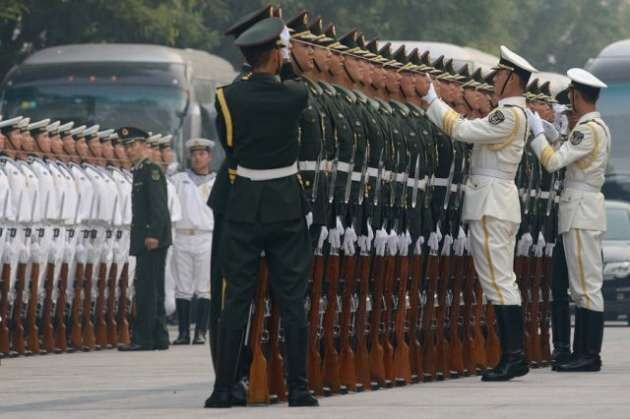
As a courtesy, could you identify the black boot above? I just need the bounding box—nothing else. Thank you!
[172,299,190,345]
[556,309,603,372]
[482,305,530,382]
[572,307,586,359]
[551,301,572,370]
[204,325,244,408]
[193,298,210,345]
[284,326,318,407]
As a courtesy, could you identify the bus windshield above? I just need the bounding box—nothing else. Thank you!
[1,62,189,134]
[598,82,630,177]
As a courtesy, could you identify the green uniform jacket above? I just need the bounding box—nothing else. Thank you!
[130,158,172,255]
[214,73,310,224]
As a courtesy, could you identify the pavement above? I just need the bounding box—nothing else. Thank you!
[1,325,629,419]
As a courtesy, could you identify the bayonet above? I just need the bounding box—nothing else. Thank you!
[343,134,358,205]
[311,112,326,204]
[411,154,421,209]
[357,142,370,206]
[373,147,385,207]
[328,129,340,204]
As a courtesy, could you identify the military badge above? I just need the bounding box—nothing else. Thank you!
[571,130,584,145]
[489,110,505,125]
[151,169,161,181]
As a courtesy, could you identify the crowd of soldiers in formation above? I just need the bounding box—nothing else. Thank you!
[210,8,573,404]
[0,119,178,359]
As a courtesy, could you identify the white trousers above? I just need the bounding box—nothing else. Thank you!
[468,215,522,306]
[172,232,212,301]
[563,229,604,312]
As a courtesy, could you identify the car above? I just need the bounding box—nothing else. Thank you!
[602,200,630,324]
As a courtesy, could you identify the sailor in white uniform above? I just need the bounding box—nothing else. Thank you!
[527,68,609,372]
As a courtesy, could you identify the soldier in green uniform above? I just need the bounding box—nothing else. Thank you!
[117,127,172,352]
[205,17,317,408]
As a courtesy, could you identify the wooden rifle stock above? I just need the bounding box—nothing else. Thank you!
[448,254,465,376]
[435,253,451,379]
[0,263,10,355]
[307,252,324,395]
[469,256,487,372]
[382,252,396,385]
[485,303,501,367]
[41,261,56,353]
[393,251,411,385]
[26,261,41,354]
[530,252,543,366]
[95,262,108,348]
[339,252,358,391]
[248,257,270,405]
[54,262,69,353]
[540,250,553,364]
[407,252,424,382]
[516,252,532,362]
[12,263,27,355]
[369,253,386,387]
[268,296,286,402]
[462,253,476,375]
[422,253,439,381]
[70,262,84,350]
[117,263,131,345]
[106,262,119,348]
[81,262,96,350]
[322,250,341,394]
[354,252,372,389]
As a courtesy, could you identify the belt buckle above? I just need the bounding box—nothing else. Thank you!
[116,230,123,240]
[38,228,45,238]
[106,230,113,239]
[90,229,97,239]
[68,229,75,239]
[10,228,17,238]
[53,228,60,238]
[24,227,32,238]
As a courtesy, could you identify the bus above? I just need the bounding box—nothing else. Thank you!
[586,39,630,202]
[0,43,236,170]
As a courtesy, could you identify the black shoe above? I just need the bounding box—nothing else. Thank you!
[173,299,191,345]
[231,380,247,407]
[155,344,170,351]
[193,298,210,345]
[551,300,572,371]
[118,343,154,351]
[285,326,319,407]
[556,309,603,372]
[481,305,529,382]
[204,325,245,409]
[550,348,572,371]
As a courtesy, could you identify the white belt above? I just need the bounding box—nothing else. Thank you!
[236,162,298,181]
[298,161,327,172]
[432,176,450,187]
[565,180,600,193]
[176,229,211,236]
[406,177,427,191]
[471,168,515,181]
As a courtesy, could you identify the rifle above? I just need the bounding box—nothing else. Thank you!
[322,243,342,395]
[82,240,96,351]
[435,237,452,380]
[369,235,387,388]
[307,244,325,395]
[392,234,411,385]
[382,237,396,386]
[422,233,439,381]
[267,294,286,402]
[248,257,270,405]
[26,261,41,355]
[354,242,373,389]
[41,260,56,353]
[338,245,358,392]
[530,233,544,367]
[54,260,69,353]
[70,252,85,351]
[95,261,108,348]
[12,261,27,355]
[107,259,119,348]
[0,261,10,356]
[117,262,131,345]
[470,260,487,373]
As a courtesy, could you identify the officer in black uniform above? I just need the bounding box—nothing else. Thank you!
[205,17,318,408]
[117,127,172,352]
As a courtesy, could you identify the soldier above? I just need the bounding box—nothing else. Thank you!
[205,17,317,408]
[171,138,215,345]
[527,68,609,372]
[118,127,171,351]
[417,46,536,381]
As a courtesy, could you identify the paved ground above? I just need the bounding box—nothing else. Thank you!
[1,325,629,419]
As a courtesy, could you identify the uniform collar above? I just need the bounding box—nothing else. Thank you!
[248,72,280,83]
[498,96,526,107]
[577,111,601,125]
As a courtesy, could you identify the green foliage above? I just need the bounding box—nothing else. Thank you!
[2,0,630,79]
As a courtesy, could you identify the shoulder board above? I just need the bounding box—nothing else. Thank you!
[318,80,337,96]
[333,84,356,103]
[303,77,323,96]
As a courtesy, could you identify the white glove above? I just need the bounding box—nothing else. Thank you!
[414,236,425,256]
[75,242,88,264]
[317,226,329,251]
[328,227,341,250]
[423,75,438,105]
[30,242,42,262]
[428,230,441,253]
[453,226,467,257]
[343,226,358,256]
[542,120,560,143]
[545,242,556,257]
[441,234,453,256]
[305,211,313,229]
[386,230,399,256]
[374,228,388,256]
[279,25,291,61]
[517,232,533,257]
[526,109,544,138]
[64,242,74,262]
[398,231,412,257]
[534,232,546,258]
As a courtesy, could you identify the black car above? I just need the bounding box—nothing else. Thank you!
[603,200,630,323]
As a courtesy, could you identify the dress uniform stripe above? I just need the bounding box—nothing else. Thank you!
[575,229,592,309]
[540,145,555,168]
[488,108,520,151]
[575,123,601,170]
[482,216,505,305]
[216,88,234,148]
